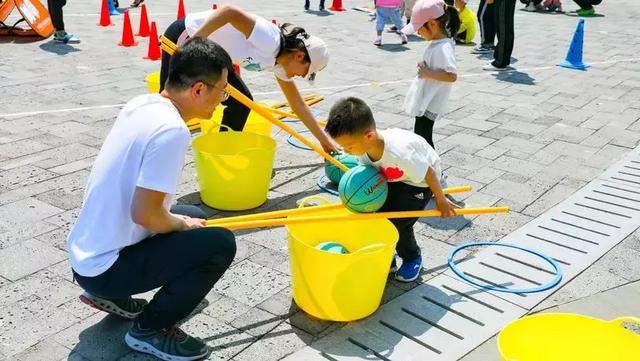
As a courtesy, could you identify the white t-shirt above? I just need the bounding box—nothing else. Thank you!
[184,11,281,73]
[357,128,442,188]
[404,38,457,118]
[67,94,191,277]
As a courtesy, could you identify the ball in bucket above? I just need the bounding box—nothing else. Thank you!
[339,165,388,213]
[325,153,359,184]
[316,241,349,254]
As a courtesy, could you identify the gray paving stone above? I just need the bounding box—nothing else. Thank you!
[249,247,291,275]
[0,197,63,233]
[230,307,286,338]
[0,165,59,191]
[11,339,71,361]
[202,294,253,324]
[231,321,313,361]
[213,260,290,308]
[0,239,67,281]
[180,313,257,360]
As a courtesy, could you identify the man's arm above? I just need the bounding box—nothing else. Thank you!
[131,187,204,233]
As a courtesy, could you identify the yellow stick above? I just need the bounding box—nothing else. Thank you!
[268,107,327,126]
[226,84,348,171]
[206,185,473,226]
[209,206,510,231]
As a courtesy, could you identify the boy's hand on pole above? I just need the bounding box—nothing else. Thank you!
[435,196,461,218]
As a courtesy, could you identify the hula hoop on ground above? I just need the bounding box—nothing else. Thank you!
[316,175,339,196]
[448,242,563,294]
[286,130,313,151]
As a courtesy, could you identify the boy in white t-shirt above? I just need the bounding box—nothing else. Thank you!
[325,97,459,282]
[67,38,235,361]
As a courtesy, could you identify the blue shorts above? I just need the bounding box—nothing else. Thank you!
[376,6,404,32]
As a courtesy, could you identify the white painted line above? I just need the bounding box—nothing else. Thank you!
[2,57,639,119]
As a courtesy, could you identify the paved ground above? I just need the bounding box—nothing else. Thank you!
[1,0,640,360]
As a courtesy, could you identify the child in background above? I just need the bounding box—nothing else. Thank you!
[401,0,459,149]
[374,0,409,46]
[453,0,477,44]
[325,97,459,282]
[542,0,562,12]
[304,0,325,11]
[573,0,601,16]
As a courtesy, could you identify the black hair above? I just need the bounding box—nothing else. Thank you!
[325,97,376,138]
[427,4,461,39]
[278,23,311,62]
[165,37,232,91]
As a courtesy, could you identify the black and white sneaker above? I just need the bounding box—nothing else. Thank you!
[125,322,210,361]
[471,44,494,54]
[79,292,147,320]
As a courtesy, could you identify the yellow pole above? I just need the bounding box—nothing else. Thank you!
[268,107,327,126]
[226,85,348,171]
[206,185,473,226]
[209,206,510,231]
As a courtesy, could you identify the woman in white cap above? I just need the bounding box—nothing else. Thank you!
[159,5,337,152]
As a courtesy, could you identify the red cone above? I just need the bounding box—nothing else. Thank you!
[144,21,161,60]
[177,0,186,20]
[136,4,150,37]
[232,64,241,75]
[118,11,138,47]
[212,3,217,9]
[271,19,277,24]
[329,0,345,11]
[98,0,113,26]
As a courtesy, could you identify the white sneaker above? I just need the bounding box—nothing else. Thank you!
[524,3,537,11]
[373,36,382,46]
[400,33,408,45]
[482,63,509,71]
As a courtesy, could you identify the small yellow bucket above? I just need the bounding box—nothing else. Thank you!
[192,125,276,211]
[287,197,399,321]
[200,105,273,137]
[146,72,161,93]
[498,313,640,361]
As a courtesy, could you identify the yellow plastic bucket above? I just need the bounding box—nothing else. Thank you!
[192,125,276,211]
[287,197,399,321]
[200,105,273,137]
[498,313,640,361]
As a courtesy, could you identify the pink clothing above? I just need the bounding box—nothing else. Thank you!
[543,0,562,8]
[376,0,402,7]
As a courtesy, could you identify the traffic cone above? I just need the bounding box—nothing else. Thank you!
[118,11,138,47]
[329,0,345,11]
[144,22,161,60]
[271,19,277,24]
[232,64,241,75]
[177,0,186,20]
[212,3,217,9]
[136,4,150,37]
[107,0,120,16]
[558,19,589,71]
[98,0,113,26]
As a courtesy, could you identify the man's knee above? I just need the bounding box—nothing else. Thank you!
[198,227,236,266]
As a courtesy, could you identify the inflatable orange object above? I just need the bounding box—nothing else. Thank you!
[0,0,53,37]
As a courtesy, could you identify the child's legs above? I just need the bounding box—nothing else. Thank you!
[375,7,388,33]
[389,7,405,30]
[573,0,597,9]
[414,113,436,149]
[379,182,430,262]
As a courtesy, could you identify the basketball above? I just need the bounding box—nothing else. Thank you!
[325,153,359,184]
[338,165,388,213]
[315,241,349,254]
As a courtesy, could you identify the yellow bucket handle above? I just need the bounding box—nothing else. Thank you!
[353,243,388,255]
[610,316,640,328]
[298,195,332,209]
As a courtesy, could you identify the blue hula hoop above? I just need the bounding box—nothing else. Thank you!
[286,130,313,151]
[448,242,563,294]
[317,175,339,196]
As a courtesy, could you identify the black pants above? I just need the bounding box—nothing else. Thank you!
[477,0,496,47]
[573,0,602,10]
[493,0,516,68]
[379,182,430,262]
[73,205,236,331]
[159,19,253,131]
[47,0,66,31]
[414,114,435,150]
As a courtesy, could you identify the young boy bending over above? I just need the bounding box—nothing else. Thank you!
[325,97,459,282]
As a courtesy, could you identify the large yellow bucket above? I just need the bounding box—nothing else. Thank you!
[192,126,276,211]
[146,72,273,137]
[287,197,399,321]
[498,313,640,361]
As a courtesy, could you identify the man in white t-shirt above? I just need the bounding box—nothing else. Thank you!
[325,97,459,283]
[67,37,235,361]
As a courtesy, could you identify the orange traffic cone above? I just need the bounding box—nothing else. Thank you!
[144,21,161,60]
[177,0,186,19]
[329,0,345,11]
[118,11,138,46]
[136,4,150,37]
[98,0,113,26]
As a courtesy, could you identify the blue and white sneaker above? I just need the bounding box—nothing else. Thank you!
[395,256,423,282]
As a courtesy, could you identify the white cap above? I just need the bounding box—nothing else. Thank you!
[302,35,329,82]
